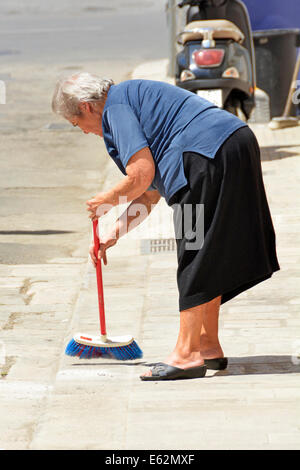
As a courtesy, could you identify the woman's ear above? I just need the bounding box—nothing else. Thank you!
[78,101,93,114]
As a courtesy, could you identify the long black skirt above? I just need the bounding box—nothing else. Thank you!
[168,126,280,311]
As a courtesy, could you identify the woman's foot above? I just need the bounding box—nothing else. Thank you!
[140,349,205,379]
[199,342,227,370]
[140,297,223,379]
[140,362,207,381]
[199,345,225,361]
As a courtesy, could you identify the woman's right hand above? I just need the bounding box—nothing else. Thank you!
[89,234,117,267]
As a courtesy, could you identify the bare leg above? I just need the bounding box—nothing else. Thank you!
[199,295,224,359]
[141,295,223,377]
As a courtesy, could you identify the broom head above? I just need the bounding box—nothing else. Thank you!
[65,333,143,360]
[269,116,300,130]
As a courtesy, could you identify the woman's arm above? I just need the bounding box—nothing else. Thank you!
[86,147,155,219]
[89,189,161,266]
[113,189,161,240]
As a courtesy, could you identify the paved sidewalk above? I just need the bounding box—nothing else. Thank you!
[1,60,300,450]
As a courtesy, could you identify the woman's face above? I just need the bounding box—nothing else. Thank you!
[69,102,103,137]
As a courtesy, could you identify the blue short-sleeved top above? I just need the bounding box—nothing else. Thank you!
[102,79,247,204]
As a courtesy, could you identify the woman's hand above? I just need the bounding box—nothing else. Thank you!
[86,192,113,220]
[89,234,117,267]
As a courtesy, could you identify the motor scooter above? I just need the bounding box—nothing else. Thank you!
[175,0,256,120]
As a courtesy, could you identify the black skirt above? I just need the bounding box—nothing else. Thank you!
[168,126,280,311]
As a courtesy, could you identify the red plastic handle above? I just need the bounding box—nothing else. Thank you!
[92,220,107,336]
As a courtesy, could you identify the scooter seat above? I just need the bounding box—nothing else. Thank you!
[178,20,245,45]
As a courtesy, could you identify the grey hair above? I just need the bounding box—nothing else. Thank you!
[52,72,114,118]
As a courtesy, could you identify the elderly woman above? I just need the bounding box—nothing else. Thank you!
[52,72,280,381]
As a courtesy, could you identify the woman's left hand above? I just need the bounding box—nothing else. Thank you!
[86,192,112,220]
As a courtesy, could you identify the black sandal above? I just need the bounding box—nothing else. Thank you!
[140,363,207,381]
[144,357,228,371]
[204,357,228,370]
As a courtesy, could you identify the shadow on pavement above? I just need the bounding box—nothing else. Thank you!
[260,145,300,161]
[69,356,300,376]
[214,355,300,376]
[0,230,74,235]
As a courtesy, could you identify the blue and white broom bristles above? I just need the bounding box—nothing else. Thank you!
[65,337,143,360]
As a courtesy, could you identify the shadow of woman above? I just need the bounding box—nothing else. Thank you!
[212,355,300,376]
[71,355,300,377]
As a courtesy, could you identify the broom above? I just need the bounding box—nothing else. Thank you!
[65,219,143,360]
[269,51,300,130]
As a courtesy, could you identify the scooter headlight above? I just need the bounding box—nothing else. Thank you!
[180,70,196,81]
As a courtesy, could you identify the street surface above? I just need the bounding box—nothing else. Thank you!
[0,0,168,265]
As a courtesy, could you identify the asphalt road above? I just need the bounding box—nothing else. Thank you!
[0,0,168,63]
[0,0,168,264]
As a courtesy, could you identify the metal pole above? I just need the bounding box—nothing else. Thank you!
[166,0,177,77]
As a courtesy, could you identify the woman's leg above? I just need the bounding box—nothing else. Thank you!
[199,295,224,359]
[141,295,223,377]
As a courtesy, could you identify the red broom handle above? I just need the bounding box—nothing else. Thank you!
[92,219,107,337]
